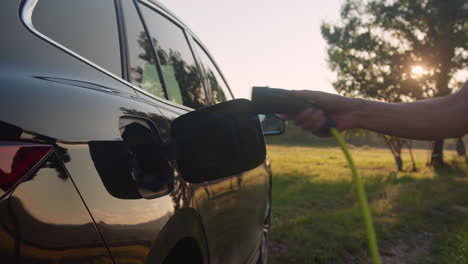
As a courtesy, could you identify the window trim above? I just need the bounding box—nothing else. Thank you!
[114,0,130,81]
[20,0,194,112]
[191,38,235,101]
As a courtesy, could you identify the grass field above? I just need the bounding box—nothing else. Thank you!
[266,144,468,264]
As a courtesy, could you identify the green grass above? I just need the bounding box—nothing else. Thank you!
[267,145,468,264]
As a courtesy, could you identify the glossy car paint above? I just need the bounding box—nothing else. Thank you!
[0,152,114,263]
[0,0,271,263]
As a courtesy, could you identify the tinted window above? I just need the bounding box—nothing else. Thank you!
[33,0,122,77]
[194,41,233,103]
[122,0,164,98]
[138,4,208,109]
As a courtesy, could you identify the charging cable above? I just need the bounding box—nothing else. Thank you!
[251,86,381,264]
[331,128,381,264]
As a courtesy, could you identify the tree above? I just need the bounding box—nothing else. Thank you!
[321,0,467,167]
[382,135,404,171]
[456,138,466,157]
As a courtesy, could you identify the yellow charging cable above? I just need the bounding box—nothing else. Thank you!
[330,128,381,264]
[250,86,381,263]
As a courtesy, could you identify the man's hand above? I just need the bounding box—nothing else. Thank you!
[281,91,362,136]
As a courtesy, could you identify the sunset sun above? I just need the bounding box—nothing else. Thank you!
[411,65,427,78]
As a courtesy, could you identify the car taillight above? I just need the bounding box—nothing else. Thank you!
[0,141,53,195]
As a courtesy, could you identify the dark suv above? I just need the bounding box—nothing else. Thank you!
[0,0,278,263]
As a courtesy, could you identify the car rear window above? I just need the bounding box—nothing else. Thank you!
[138,3,208,109]
[122,0,165,98]
[32,0,122,77]
[193,40,233,103]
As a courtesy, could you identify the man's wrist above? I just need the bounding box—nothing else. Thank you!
[348,98,369,129]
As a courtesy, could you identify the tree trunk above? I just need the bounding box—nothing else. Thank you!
[382,135,404,171]
[407,141,417,171]
[430,29,452,168]
[431,139,444,167]
[394,154,403,171]
[456,138,466,157]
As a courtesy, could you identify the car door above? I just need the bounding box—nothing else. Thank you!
[133,1,272,260]
[190,38,272,263]
[127,1,263,263]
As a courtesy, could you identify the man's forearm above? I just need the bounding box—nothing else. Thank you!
[353,93,467,140]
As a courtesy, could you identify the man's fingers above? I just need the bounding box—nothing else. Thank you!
[293,108,317,126]
[302,110,326,134]
[292,108,331,137]
[280,105,337,137]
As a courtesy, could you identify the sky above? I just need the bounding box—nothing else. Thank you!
[158,0,345,99]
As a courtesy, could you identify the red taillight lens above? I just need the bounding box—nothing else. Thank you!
[0,142,53,194]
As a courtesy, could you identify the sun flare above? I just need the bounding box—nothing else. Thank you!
[411,65,427,78]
